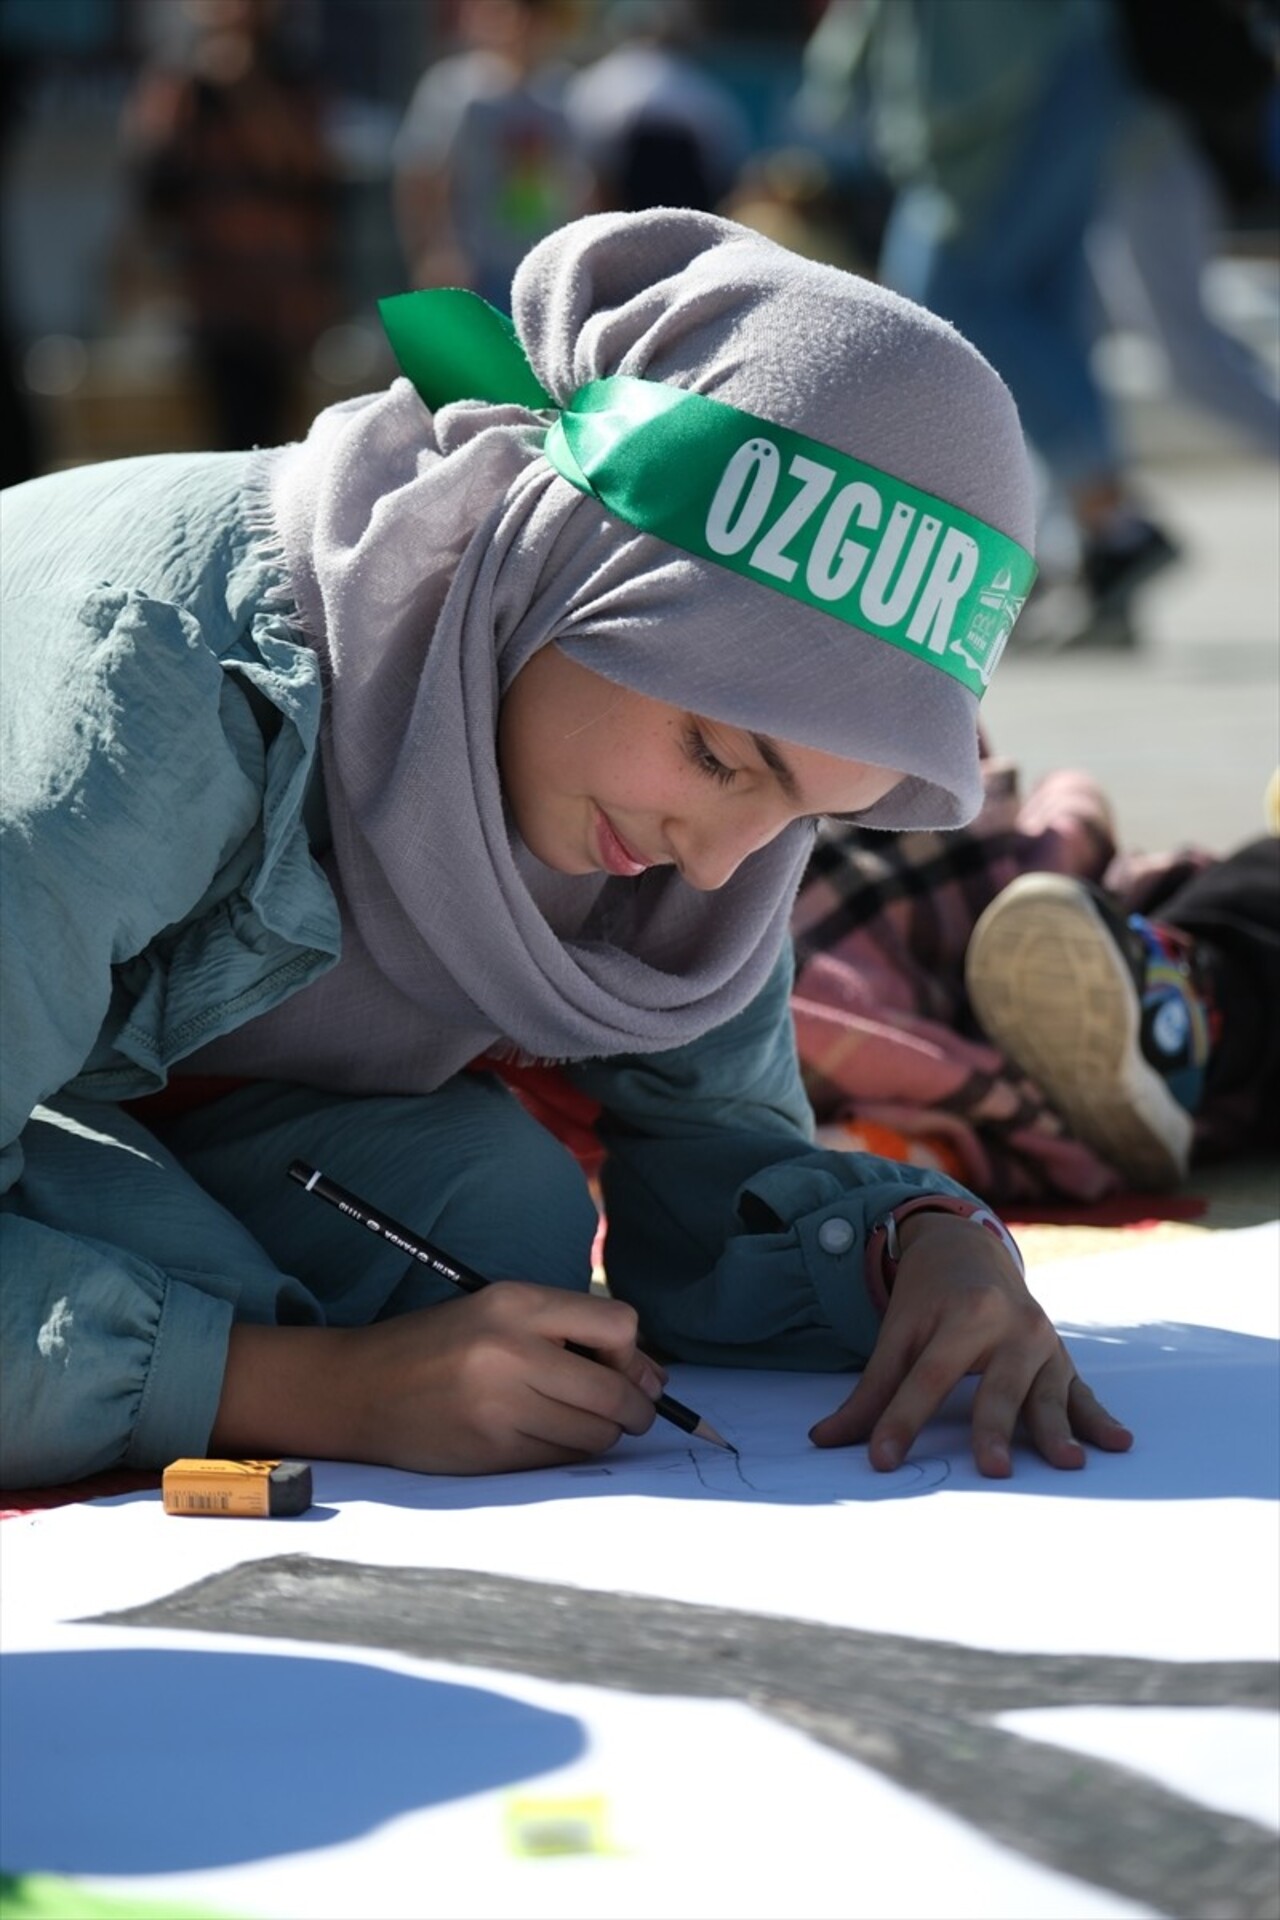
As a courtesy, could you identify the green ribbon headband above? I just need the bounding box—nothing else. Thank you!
[379,288,1037,698]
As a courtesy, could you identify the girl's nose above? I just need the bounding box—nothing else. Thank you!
[673,806,786,892]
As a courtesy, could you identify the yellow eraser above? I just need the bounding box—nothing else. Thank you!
[504,1793,615,1857]
[162,1458,312,1518]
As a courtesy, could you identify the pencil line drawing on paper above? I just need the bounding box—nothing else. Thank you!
[684,1442,951,1499]
[570,1443,951,1500]
[554,1374,960,1500]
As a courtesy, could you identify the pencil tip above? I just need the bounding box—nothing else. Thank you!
[697,1421,735,1453]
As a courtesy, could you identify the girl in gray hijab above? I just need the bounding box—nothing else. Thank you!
[0,210,1131,1487]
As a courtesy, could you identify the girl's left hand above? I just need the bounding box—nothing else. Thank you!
[809,1210,1134,1477]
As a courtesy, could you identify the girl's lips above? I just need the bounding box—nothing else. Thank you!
[595,808,651,878]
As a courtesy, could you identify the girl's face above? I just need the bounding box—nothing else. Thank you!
[498,645,903,892]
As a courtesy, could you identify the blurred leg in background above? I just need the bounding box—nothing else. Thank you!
[881,12,1179,645]
[1090,99,1280,465]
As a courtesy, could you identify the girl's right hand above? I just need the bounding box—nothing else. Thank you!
[212,1284,665,1476]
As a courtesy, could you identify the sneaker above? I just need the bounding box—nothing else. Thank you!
[964,873,1211,1188]
[1080,515,1180,621]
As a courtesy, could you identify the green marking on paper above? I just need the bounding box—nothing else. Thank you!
[0,1872,248,1920]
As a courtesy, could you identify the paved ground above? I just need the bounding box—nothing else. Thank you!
[984,446,1279,858]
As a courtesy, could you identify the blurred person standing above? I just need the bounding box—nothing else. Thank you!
[798,0,1179,636]
[122,0,341,451]
[564,0,750,215]
[1088,0,1280,465]
[392,0,592,311]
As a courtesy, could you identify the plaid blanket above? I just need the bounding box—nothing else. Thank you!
[791,757,1210,1203]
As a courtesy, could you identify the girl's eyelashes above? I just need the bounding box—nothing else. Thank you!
[682,721,738,787]
[682,722,874,827]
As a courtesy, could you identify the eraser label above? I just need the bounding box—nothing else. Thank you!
[162,1459,282,1518]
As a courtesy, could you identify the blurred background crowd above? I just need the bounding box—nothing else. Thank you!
[2,0,1277,650]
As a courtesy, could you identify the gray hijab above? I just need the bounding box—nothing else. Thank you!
[197,209,1033,1095]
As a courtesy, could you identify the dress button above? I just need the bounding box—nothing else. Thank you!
[817,1216,856,1255]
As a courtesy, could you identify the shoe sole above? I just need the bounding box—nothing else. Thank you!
[965,874,1192,1189]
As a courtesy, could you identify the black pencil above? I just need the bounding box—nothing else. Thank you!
[287,1160,735,1452]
